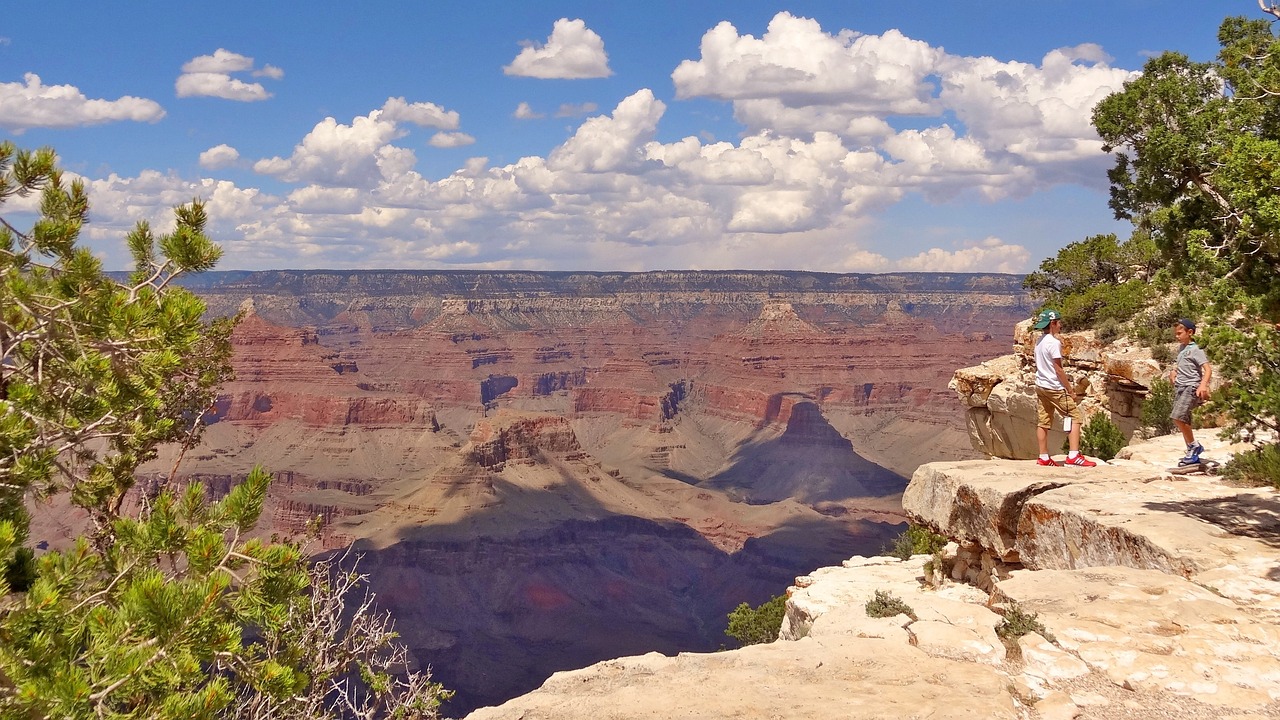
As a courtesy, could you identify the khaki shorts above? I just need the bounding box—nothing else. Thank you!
[1036,387,1083,429]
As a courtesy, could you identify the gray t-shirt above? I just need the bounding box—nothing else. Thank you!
[1174,342,1209,388]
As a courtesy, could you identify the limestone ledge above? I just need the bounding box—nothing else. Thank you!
[464,433,1279,720]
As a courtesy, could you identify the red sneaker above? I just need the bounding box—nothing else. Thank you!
[1035,457,1061,466]
[1065,454,1097,467]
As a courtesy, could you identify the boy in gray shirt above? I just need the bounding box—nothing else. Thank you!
[1168,318,1212,465]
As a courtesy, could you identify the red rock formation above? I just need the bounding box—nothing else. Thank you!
[465,413,583,468]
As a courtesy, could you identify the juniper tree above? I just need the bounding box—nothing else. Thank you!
[0,143,446,718]
[1087,7,1280,435]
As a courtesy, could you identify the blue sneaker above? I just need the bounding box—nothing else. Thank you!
[1179,442,1204,466]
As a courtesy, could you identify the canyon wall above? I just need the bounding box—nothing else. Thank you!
[118,270,1033,713]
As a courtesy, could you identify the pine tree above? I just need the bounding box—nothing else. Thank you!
[0,143,447,718]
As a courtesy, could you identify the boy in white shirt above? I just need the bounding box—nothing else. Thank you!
[1032,309,1096,467]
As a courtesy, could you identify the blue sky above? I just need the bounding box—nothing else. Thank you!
[0,1,1245,272]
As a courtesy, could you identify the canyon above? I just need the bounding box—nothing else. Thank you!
[109,270,1032,714]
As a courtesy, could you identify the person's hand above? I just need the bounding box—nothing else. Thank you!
[1197,385,1210,401]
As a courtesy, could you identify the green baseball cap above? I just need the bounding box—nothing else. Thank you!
[1033,309,1060,330]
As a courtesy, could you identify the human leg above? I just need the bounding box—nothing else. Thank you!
[1170,387,1203,462]
[1045,391,1095,466]
[1066,400,1084,453]
[1173,418,1194,446]
[1035,388,1053,457]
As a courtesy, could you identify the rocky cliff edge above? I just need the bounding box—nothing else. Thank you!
[463,431,1279,720]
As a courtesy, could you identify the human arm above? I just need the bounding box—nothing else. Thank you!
[1197,362,1212,401]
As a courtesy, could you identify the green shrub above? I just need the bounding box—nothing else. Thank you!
[865,590,917,620]
[1222,444,1280,490]
[1151,343,1174,364]
[1141,377,1177,436]
[1133,298,1198,347]
[725,594,787,646]
[1094,318,1122,345]
[885,524,949,560]
[1081,413,1126,460]
[996,602,1055,643]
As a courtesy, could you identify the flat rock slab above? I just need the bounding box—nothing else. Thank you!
[1018,474,1280,610]
[1114,432,1255,471]
[782,555,994,641]
[995,567,1280,709]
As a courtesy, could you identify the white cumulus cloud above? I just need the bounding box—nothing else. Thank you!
[176,49,280,101]
[381,97,460,129]
[182,49,255,74]
[176,73,271,101]
[251,96,470,188]
[672,11,1136,197]
[199,144,240,170]
[504,18,612,79]
[429,131,476,148]
[254,111,408,188]
[895,237,1031,273]
[549,89,664,173]
[673,15,941,114]
[514,102,544,120]
[938,44,1136,185]
[0,73,164,132]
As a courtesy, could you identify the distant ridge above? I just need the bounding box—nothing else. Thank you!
[149,269,1028,296]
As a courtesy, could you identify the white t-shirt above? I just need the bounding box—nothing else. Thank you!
[1034,333,1064,391]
